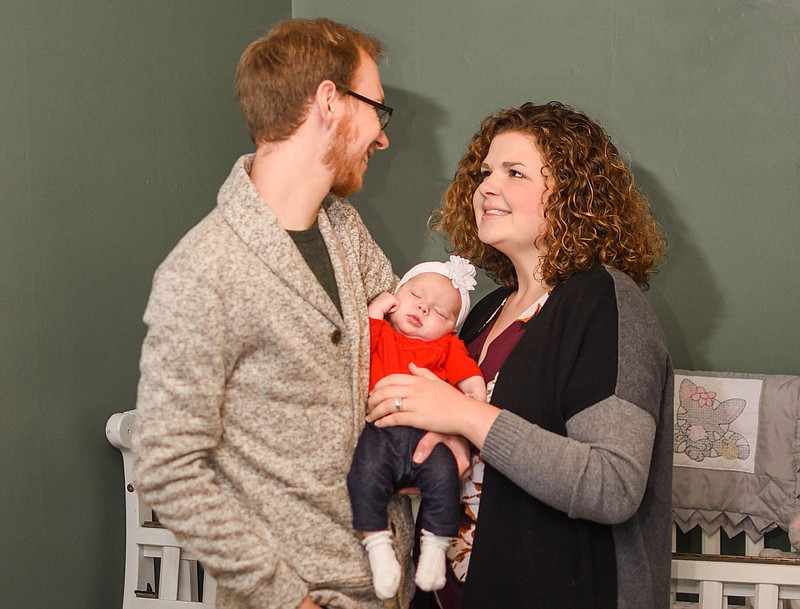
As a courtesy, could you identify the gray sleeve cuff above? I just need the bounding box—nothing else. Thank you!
[481,409,531,472]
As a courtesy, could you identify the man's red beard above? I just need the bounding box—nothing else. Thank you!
[323,115,364,197]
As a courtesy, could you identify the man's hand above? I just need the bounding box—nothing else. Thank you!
[297,595,323,609]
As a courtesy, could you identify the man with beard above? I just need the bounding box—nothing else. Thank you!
[133,18,423,609]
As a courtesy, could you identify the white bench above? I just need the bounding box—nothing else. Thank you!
[106,410,216,609]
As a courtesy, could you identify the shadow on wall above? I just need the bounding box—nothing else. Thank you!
[351,86,449,271]
[636,166,722,371]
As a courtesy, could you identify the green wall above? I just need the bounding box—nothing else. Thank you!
[295,0,800,375]
[0,2,289,607]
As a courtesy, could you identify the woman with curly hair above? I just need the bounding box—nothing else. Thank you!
[367,102,673,609]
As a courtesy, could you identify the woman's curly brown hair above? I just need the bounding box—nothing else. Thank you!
[429,101,665,289]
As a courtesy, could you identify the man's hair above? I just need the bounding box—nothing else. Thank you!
[430,101,665,289]
[235,18,384,145]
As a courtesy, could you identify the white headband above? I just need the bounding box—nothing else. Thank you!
[395,255,477,327]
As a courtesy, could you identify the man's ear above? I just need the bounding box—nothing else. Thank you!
[313,80,339,130]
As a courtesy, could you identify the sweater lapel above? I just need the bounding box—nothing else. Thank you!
[216,155,344,327]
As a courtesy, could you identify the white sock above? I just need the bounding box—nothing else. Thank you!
[415,529,450,592]
[362,530,401,600]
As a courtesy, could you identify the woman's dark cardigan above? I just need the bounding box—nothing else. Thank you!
[459,264,673,609]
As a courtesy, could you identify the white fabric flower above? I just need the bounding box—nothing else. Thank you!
[445,255,477,292]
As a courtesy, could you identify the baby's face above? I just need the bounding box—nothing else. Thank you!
[389,272,460,341]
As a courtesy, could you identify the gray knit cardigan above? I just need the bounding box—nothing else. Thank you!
[134,156,414,609]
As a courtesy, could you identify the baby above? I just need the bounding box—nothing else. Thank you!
[347,256,486,600]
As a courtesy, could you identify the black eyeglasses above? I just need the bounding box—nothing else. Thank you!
[341,88,393,130]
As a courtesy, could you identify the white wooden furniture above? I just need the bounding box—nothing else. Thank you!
[670,370,800,609]
[107,410,217,609]
[671,525,800,608]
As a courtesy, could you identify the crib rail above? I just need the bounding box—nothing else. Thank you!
[674,552,800,566]
[671,526,800,609]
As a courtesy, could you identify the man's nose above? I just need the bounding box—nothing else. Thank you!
[375,130,389,150]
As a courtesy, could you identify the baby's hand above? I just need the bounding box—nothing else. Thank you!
[457,375,488,403]
[368,292,399,319]
[464,392,487,402]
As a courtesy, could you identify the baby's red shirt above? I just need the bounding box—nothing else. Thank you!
[369,318,481,391]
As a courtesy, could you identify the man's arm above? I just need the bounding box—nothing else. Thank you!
[328,198,396,299]
[134,264,308,609]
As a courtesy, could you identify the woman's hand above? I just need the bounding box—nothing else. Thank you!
[367,364,469,435]
[413,431,472,478]
[367,363,501,449]
[397,432,471,495]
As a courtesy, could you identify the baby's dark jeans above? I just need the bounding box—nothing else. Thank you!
[347,423,460,536]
